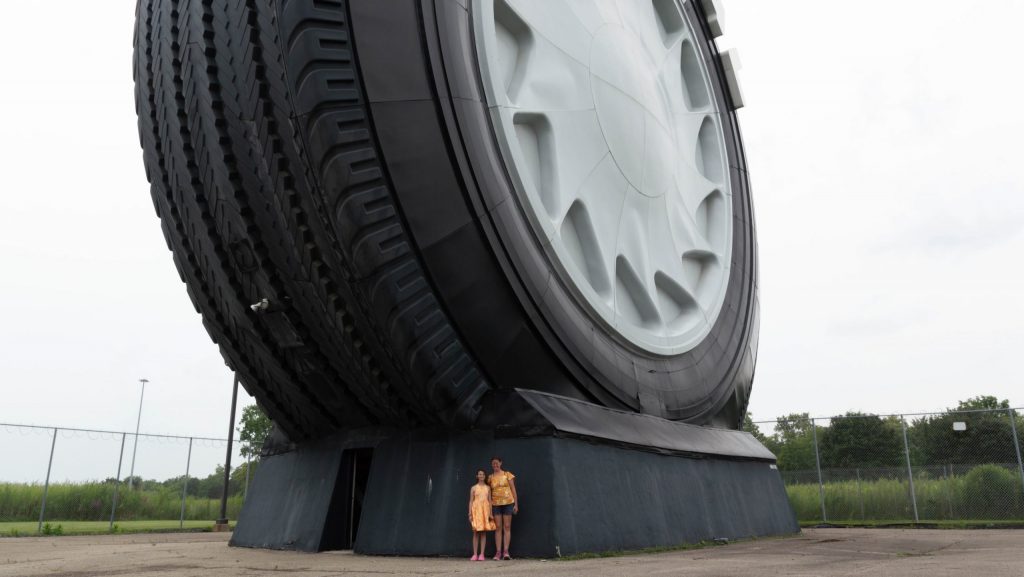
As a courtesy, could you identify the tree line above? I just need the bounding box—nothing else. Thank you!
[109,462,255,499]
[743,396,1023,471]
[102,404,274,498]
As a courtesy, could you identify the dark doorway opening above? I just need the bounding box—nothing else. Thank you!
[321,447,374,550]
[348,447,373,546]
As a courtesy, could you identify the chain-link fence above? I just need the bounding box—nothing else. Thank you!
[0,423,252,535]
[5,407,1021,534]
[750,408,1024,524]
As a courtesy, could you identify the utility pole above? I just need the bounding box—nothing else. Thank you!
[128,378,148,489]
[216,374,240,530]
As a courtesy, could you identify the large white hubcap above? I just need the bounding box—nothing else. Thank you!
[475,0,733,356]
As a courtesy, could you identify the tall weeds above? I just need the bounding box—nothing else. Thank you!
[787,464,1024,521]
[0,482,242,522]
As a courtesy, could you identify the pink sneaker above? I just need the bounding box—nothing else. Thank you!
[493,550,502,560]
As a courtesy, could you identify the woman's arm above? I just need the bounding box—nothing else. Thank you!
[485,487,493,521]
[509,478,519,514]
[468,488,474,519]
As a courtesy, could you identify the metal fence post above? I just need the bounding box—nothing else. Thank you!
[180,437,193,529]
[217,375,240,526]
[37,428,57,534]
[109,432,127,531]
[812,418,826,522]
[1008,409,1024,503]
[943,464,954,520]
[128,379,147,489]
[856,468,864,520]
[900,415,919,522]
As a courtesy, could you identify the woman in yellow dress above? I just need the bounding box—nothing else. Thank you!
[468,470,495,561]
[488,456,519,560]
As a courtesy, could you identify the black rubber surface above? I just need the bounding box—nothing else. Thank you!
[134,0,758,439]
[134,0,489,439]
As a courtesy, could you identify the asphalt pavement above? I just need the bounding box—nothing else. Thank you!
[1,527,1022,576]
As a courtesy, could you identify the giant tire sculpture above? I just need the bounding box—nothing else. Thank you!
[135,0,792,557]
[134,0,754,439]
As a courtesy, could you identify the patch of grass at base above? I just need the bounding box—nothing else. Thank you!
[0,519,230,537]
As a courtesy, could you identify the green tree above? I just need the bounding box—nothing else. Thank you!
[231,460,258,495]
[122,475,144,490]
[742,413,780,454]
[956,396,1009,411]
[818,412,902,468]
[160,474,191,496]
[773,413,818,471]
[237,404,272,460]
[192,465,242,499]
[775,413,813,444]
[909,396,1018,466]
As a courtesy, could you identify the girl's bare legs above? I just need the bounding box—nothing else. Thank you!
[492,515,504,558]
[502,516,512,557]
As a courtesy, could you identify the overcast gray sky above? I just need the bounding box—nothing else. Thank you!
[0,0,1021,466]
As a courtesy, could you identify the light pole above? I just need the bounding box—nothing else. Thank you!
[216,374,240,529]
[128,378,148,489]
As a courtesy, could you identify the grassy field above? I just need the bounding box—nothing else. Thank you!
[785,464,1024,522]
[0,482,242,524]
[0,519,232,536]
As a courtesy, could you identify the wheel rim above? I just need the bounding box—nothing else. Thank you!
[475,0,733,356]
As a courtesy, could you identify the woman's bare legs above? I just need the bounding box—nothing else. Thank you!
[502,515,512,558]
[492,515,504,558]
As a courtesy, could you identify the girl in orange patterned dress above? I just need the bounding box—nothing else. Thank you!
[468,470,495,561]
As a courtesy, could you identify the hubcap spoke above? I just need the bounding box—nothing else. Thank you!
[616,190,661,331]
[505,0,594,65]
[567,153,627,303]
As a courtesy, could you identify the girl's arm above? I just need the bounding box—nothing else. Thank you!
[509,478,519,514]
[468,487,474,519]
[485,486,493,521]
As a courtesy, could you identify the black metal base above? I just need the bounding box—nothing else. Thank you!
[230,392,798,557]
